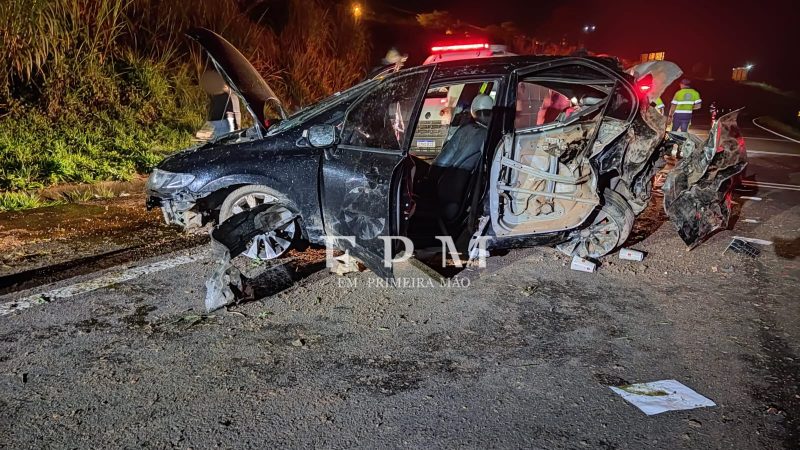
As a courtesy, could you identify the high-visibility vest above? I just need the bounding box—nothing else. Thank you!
[672,88,701,114]
[654,97,664,110]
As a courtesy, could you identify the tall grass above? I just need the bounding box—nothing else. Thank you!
[0,0,370,199]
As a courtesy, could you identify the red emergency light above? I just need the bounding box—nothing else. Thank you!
[431,42,490,53]
[635,74,654,97]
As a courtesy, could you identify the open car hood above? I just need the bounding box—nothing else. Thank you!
[187,28,284,129]
[663,110,748,247]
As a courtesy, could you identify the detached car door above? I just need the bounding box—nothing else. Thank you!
[321,67,433,277]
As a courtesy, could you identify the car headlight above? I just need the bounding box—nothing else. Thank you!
[147,169,196,191]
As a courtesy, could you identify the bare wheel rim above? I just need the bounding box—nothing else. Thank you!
[557,207,625,258]
[229,192,295,260]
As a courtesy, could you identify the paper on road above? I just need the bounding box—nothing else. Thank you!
[609,380,716,415]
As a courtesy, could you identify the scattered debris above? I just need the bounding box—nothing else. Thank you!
[725,238,761,258]
[739,196,762,201]
[609,379,716,415]
[732,236,773,246]
[619,248,645,261]
[742,218,761,224]
[330,253,361,276]
[570,256,596,273]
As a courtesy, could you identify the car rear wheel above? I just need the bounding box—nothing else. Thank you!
[218,185,296,260]
[556,189,634,258]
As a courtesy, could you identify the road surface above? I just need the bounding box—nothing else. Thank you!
[0,130,798,449]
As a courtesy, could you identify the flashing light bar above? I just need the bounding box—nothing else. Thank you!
[431,43,490,53]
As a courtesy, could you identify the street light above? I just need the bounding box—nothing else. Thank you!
[352,3,363,22]
[745,63,755,70]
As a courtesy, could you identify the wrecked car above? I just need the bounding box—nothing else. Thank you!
[146,28,747,288]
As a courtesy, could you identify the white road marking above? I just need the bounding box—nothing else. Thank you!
[741,181,800,192]
[0,253,207,317]
[746,136,800,143]
[747,150,800,157]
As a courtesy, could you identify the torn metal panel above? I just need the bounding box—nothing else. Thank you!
[663,110,748,247]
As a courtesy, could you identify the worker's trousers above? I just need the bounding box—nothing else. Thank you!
[672,114,692,132]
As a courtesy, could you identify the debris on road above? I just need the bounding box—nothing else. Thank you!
[330,254,361,276]
[570,256,596,273]
[609,379,716,415]
[619,248,646,261]
[739,196,762,201]
[742,218,761,224]
[725,238,762,258]
[732,236,774,246]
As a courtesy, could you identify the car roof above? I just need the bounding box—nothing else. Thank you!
[421,55,625,81]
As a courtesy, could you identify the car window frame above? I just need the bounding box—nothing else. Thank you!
[509,58,638,132]
[340,66,435,154]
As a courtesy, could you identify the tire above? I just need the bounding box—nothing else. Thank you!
[556,189,635,258]
[218,185,297,260]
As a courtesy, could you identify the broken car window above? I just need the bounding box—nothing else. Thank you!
[342,71,430,150]
[515,80,610,130]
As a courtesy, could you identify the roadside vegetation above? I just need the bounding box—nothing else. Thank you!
[0,0,370,211]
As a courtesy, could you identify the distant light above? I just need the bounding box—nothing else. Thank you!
[745,64,755,70]
[352,3,363,20]
[582,24,596,33]
[431,43,490,52]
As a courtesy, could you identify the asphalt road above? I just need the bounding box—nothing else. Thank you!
[0,131,798,448]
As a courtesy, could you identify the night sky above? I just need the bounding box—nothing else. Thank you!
[372,0,799,89]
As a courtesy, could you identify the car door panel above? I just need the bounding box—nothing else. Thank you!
[321,67,433,277]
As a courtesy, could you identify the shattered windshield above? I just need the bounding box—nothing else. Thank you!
[268,79,378,135]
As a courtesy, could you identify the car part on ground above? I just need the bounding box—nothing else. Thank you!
[219,185,297,260]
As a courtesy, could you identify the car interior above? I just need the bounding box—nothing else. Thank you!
[403,80,498,252]
[402,75,613,262]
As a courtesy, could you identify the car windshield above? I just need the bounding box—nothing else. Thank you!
[267,78,378,135]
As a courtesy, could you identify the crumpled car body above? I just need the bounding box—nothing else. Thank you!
[146,29,746,304]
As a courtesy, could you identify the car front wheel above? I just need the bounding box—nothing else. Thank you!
[218,185,297,260]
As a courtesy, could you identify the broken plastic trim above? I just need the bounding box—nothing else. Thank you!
[205,204,298,312]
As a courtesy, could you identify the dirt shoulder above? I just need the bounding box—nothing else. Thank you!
[0,193,205,292]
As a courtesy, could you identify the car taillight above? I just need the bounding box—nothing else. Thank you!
[635,74,654,97]
[430,42,490,53]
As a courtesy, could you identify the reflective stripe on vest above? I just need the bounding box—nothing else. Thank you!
[672,88,701,113]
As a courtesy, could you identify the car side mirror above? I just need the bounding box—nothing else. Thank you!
[306,124,337,148]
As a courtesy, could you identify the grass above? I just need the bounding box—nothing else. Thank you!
[0,0,370,211]
[0,191,53,211]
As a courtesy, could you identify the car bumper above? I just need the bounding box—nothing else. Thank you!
[146,190,203,229]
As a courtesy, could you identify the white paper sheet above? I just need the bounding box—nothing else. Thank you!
[609,379,716,415]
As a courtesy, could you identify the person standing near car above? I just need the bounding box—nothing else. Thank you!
[669,79,701,132]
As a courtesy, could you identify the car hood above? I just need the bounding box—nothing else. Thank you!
[187,28,285,129]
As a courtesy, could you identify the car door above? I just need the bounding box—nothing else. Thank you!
[321,67,433,277]
[482,60,632,248]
